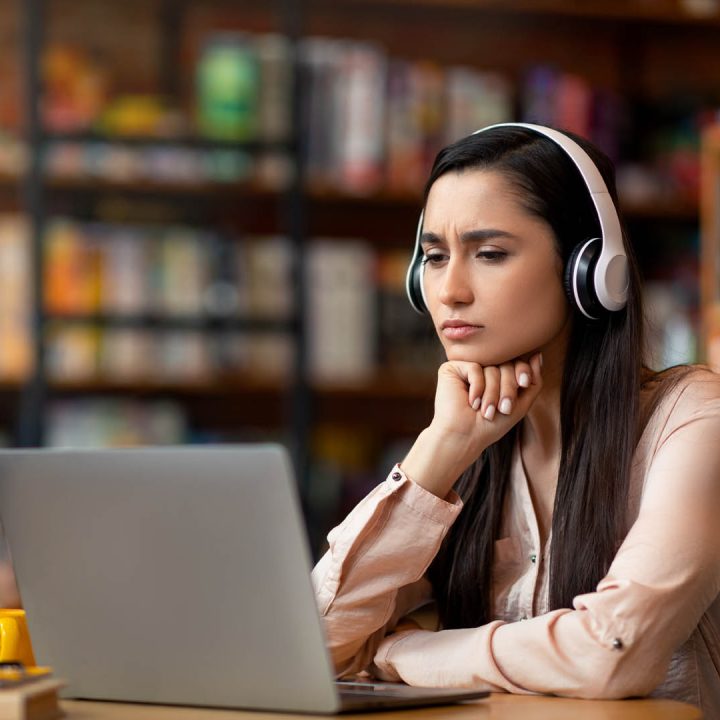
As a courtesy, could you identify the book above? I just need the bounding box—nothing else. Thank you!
[445,66,513,143]
[154,227,209,317]
[0,215,31,381]
[196,33,260,142]
[299,37,342,188]
[238,235,294,380]
[240,235,293,319]
[336,42,386,194]
[44,219,100,315]
[385,59,425,193]
[99,329,154,380]
[255,33,294,188]
[306,239,376,384]
[97,224,150,314]
[256,33,293,143]
[0,677,64,720]
[47,325,101,381]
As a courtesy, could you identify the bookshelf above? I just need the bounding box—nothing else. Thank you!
[15,0,313,490]
[0,0,717,540]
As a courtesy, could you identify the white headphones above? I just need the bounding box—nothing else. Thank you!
[405,122,629,320]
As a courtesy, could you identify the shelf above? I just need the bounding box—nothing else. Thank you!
[0,372,436,400]
[48,376,290,397]
[40,132,295,153]
[347,0,720,25]
[0,171,287,199]
[0,172,700,222]
[42,313,296,333]
[44,175,277,196]
[620,197,698,222]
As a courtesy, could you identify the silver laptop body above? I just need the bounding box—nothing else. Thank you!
[0,445,487,713]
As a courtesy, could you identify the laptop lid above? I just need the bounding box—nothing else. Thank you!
[0,444,342,713]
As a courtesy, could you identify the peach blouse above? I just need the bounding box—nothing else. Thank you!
[312,368,720,717]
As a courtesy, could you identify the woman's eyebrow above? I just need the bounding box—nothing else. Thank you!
[420,228,519,246]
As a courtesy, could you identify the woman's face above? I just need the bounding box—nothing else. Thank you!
[421,169,571,367]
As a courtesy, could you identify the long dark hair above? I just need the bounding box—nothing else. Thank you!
[426,127,670,628]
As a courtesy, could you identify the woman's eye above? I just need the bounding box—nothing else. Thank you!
[422,254,446,266]
[476,251,507,262]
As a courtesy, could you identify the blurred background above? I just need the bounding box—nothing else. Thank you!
[1,0,720,594]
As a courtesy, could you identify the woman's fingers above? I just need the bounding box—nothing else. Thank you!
[514,359,533,389]
[438,353,543,423]
[513,352,544,414]
[480,354,543,420]
[466,363,486,410]
[480,366,500,420]
[437,360,485,409]
[498,362,520,415]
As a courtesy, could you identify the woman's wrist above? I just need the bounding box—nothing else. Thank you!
[401,426,485,499]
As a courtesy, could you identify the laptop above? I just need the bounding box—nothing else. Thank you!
[0,444,488,713]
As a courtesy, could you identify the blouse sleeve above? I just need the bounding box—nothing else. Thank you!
[311,464,463,677]
[372,371,720,698]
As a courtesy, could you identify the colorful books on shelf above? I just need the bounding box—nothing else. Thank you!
[1,213,451,387]
[39,216,446,385]
[300,37,514,195]
[0,32,650,202]
[43,140,262,188]
[47,399,187,448]
[42,220,298,383]
[521,65,622,160]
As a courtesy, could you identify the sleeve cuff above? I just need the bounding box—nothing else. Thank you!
[389,464,463,521]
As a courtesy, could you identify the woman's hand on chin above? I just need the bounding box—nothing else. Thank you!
[400,353,543,499]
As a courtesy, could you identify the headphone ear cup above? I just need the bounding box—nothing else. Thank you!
[563,237,603,320]
[407,256,427,314]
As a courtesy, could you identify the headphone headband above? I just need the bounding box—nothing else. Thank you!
[406,122,629,319]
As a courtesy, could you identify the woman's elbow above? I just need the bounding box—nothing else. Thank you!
[323,623,387,679]
[573,651,668,700]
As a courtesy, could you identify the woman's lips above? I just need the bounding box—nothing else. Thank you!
[441,324,483,340]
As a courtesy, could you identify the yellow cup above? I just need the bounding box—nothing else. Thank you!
[0,609,36,667]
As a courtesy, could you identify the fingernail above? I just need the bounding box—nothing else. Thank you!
[499,398,512,415]
[519,372,530,388]
[483,404,496,421]
[471,397,480,411]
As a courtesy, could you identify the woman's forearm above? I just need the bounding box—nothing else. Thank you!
[311,465,463,675]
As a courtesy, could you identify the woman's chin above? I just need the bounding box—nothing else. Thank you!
[444,347,515,366]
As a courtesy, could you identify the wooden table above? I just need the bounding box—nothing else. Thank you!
[61,694,703,719]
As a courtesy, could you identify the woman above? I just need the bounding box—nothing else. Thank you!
[311,124,720,714]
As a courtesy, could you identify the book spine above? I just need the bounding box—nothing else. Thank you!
[0,215,31,380]
[306,239,376,383]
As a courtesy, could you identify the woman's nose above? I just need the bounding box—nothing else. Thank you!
[437,258,474,306]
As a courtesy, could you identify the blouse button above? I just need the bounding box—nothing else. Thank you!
[391,471,402,481]
[530,553,537,564]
